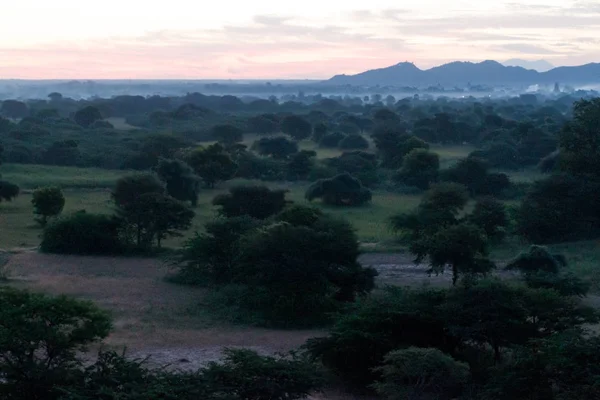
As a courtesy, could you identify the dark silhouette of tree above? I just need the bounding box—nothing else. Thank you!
[211,124,244,145]
[306,173,372,206]
[281,115,312,140]
[253,136,298,159]
[74,106,103,128]
[395,149,440,189]
[1,100,28,119]
[154,158,200,207]
[31,187,65,226]
[187,144,237,188]
[213,186,290,219]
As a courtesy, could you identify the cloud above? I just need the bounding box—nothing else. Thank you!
[499,43,560,54]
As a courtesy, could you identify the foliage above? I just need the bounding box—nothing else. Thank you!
[40,212,123,255]
[187,144,237,187]
[213,186,290,219]
[372,347,470,400]
[73,106,102,128]
[31,187,65,226]
[281,115,312,140]
[326,151,379,187]
[312,122,328,142]
[154,158,200,206]
[287,150,316,180]
[517,174,600,243]
[469,197,508,241]
[235,151,286,181]
[0,287,112,400]
[559,98,600,178]
[319,132,346,148]
[306,173,372,206]
[372,123,427,168]
[253,136,299,159]
[0,180,19,202]
[338,134,369,150]
[441,157,509,197]
[211,124,244,145]
[112,173,165,207]
[394,148,440,190]
[177,216,263,285]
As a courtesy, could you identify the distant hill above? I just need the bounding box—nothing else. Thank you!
[503,59,554,72]
[326,60,600,87]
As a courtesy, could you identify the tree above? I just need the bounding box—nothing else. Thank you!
[187,144,237,188]
[246,114,279,135]
[287,150,316,180]
[211,124,244,146]
[0,288,112,400]
[372,125,428,169]
[120,193,194,248]
[154,158,200,206]
[281,115,312,140]
[1,100,28,119]
[372,348,470,400]
[559,98,600,178]
[31,187,65,226]
[212,186,290,219]
[306,173,372,206]
[326,151,379,187]
[0,180,19,203]
[47,92,63,101]
[394,149,440,189]
[338,134,369,150]
[469,197,508,241]
[112,173,165,208]
[73,106,102,128]
[253,136,298,159]
[42,140,80,166]
[40,212,123,255]
[312,122,328,142]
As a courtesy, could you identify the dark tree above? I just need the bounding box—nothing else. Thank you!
[31,187,65,226]
[154,158,200,206]
[112,173,165,208]
[212,186,290,219]
[394,149,440,189]
[211,124,244,145]
[1,100,28,119]
[0,180,19,203]
[326,151,379,187]
[253,136,298,159]
[281,115,312,140]
[73,106,103,128]
[42,140,80,166]
[559,98,600,178]
[287,150,316,181]
[469,196,508,241]
[306,173,372,206]
[338,134,369,150]
[312,122,328,142]
[319,132,346,148]
[187,144,237,188]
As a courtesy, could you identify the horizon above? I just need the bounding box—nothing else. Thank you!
[1,0,599,80]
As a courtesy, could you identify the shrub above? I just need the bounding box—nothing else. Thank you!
[213,186,290,219]
[306,173,372,206]
[338,134,369,150]
[40,212,123,255]
[0,180,19,202]
[372,347,470,400]
[31,187,65,226]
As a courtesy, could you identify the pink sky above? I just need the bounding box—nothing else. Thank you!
[1,0,599,79]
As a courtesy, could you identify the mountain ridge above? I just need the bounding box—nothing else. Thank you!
[326,60,600,87]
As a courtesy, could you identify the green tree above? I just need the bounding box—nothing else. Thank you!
[212,186,290,219]
[287,150,316,180]
[120,193,195,248]
[0,180,19,203]
[187,144,237,188]
[253,136,298,159]
[394,148,440,189]
[211,124,244,146]
[559,98,600,178]
[469,197,508,241]
[1,100,28,119]
[306,173,372,206]
[112,173,165,208]
[312,122,328,142]
[0,287,111,400]
[281,115,312,140]
[372,348,470,400]
[155,158,200,206]
[31,187,65,226]
[73,106,102,128]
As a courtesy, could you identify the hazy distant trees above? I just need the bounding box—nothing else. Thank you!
[212,124,244,146]
[74,106,103,128]
[306,173,372,206]
[253,136,298,159]
[1,100,28,119]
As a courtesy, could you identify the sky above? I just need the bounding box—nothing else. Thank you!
[0,0,599,79]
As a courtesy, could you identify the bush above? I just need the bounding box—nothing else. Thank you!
[0,180,19,202]
[40,212,123,255]
[338,134,369,150]
[372,347,470,400]
[469,197,508,241]
[306,173,372,206]
[31,187,65,226]
[213,186,290,219]
[0,288,111,400]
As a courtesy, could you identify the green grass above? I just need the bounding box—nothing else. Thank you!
[1,164,128,190]
[432,144,476,168]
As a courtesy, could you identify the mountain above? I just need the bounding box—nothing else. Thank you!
[326,60,600,87]
[503,59,555,72]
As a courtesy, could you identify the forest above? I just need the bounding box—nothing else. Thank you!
[1,90,600,399]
